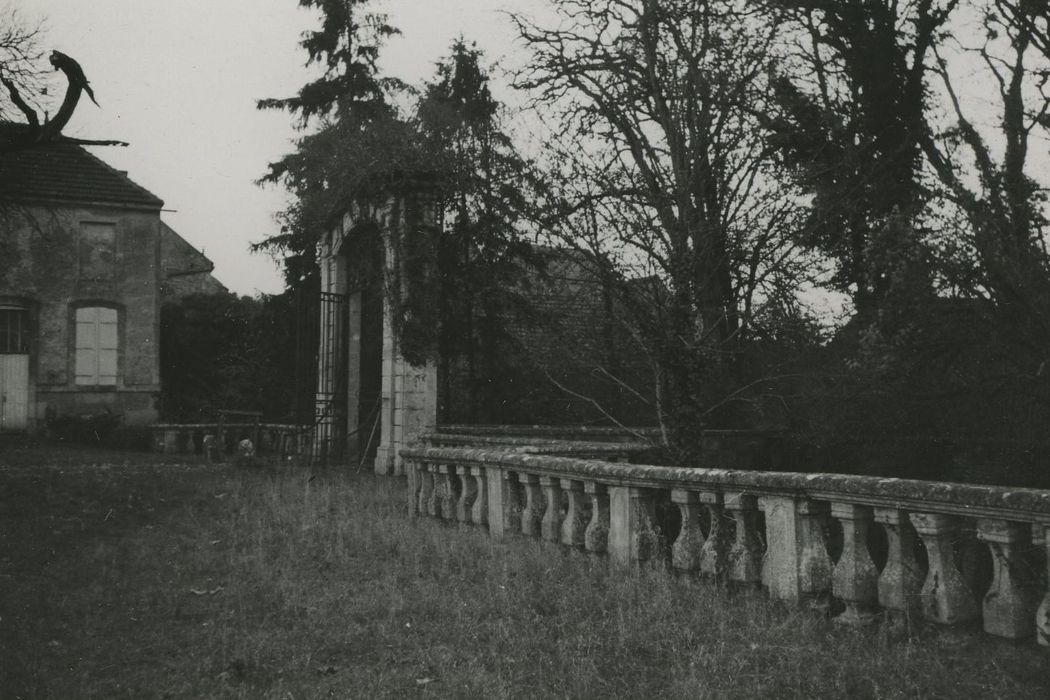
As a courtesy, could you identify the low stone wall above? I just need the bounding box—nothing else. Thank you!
[151,423,309,458]
[401,445,1050,646]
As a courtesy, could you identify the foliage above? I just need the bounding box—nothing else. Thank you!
[158,293,313,423]
[761,0,956,319]
[417,40,546,417]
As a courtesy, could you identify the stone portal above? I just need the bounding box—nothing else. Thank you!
[315,192,439,474]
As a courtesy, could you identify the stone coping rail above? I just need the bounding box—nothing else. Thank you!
[401,445,1050,646]
[419,433,650,459]
[436,424,663,443]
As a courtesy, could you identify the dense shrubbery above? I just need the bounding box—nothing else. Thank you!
[158,291,315,425]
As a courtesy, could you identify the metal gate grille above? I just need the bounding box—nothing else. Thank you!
[314,291,348,460]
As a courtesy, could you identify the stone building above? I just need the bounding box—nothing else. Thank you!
[160,222,228,302]
[0,125,220,433]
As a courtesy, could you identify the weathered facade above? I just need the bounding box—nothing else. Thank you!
[0,127,211,432]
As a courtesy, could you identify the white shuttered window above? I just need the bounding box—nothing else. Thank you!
[75,307,118,386]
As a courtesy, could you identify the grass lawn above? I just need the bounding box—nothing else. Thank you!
[1,444,1049,699]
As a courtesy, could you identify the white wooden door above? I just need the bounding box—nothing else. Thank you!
[0,354,29,430]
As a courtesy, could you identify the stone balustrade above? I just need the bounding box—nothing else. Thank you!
[151,423,309,458]
[401,445,1050,646]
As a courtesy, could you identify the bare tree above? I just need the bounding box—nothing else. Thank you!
[0,4,49,123]
[514,0,812,455]
[0,6,124,152]
[922,1,1050,351]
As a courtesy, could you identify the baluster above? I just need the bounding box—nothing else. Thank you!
[470,466,488,527]
[798,501,833,608]
[584,482,609,554]
[560,479,587,548]
[424,463,440,518]
[874,508,923,621]
[831,503,879,624]
[501,471,521,534]
[671,489,704,572]
[725,493,763,587]
[456,466,478,525]
[416,461,429,515]
[539,476,564,542]
[698,491,728,579]
[435,465,455,521]
[406,459,421,518]
[976,519,1038,639]
[909,513,980,625]
[1035,524,1050,646]
[520,473,544,537]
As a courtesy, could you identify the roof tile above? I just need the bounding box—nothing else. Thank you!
[0,123,163,209]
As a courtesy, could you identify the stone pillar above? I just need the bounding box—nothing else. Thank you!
[976,518,1038,639]
[371,193,440,476]
[501,471,523,536]
[484,466,508,539]
[725,493,763,587]
[909,513,980,625]
[560,479,587,549]
[757,497,832,605]
[874,508,923,621]
[608,486,657,568]
[539,476,564,543]
[584,482,609,554]
[831,503,879,624]
[672,489,704,573]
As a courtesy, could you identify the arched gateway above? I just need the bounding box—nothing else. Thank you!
[314,190,439,474]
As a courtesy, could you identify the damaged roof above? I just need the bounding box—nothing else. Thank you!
[0,122,164,209]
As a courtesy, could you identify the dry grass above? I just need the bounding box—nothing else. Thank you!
[1,444,1048,698]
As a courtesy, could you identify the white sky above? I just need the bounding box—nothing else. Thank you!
[20,0,552,296]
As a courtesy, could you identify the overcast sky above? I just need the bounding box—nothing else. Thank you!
[22,0,551,296]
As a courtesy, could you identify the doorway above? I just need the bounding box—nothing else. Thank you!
[0,306,30,431]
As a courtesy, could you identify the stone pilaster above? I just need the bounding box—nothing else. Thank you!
[608,486,657,568]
